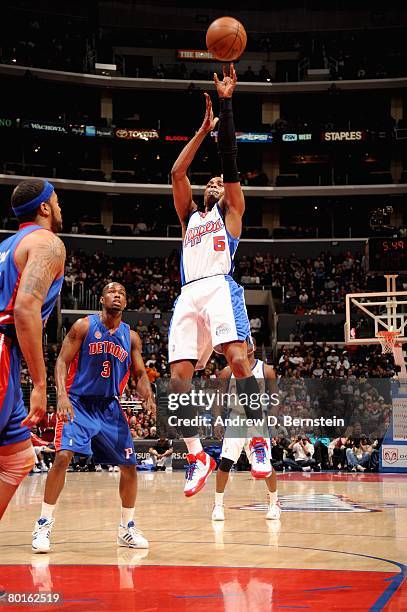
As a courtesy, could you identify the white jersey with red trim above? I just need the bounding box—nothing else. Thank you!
[181,204,239,285]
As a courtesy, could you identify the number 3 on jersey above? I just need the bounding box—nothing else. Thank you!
[101,361,111,378]
[213,235,226,251]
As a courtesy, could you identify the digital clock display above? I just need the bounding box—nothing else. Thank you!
[367,237,407,273]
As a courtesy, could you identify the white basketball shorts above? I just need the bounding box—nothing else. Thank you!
[168,274,251,370]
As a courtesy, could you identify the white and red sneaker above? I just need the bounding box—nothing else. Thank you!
[266,500,282,520]
[249,437,272,479]
[184,451,216,497]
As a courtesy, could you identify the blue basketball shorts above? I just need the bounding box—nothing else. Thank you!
[0,334,31,447]
[55,394,136,466]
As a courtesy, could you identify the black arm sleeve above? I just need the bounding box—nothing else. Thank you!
[218,98,239,183]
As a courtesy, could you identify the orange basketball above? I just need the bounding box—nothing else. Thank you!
[206,16,247,62]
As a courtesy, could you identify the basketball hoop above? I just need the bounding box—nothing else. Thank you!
[377,330,400,354]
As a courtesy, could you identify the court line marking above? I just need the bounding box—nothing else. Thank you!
[1,528,405,540]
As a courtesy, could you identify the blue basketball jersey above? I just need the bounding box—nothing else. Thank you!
[67,314,131,398]
[0,223,64,337]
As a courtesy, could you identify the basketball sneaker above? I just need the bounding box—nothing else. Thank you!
[266,501,282,520]
[117,521,149,549]
[249,438,272,478]
[184,451,216,497]
[32,517,54,553]
[211,504,225,521]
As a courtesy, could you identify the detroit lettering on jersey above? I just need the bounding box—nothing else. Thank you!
[89,340,128,362]
[67,314,131,397]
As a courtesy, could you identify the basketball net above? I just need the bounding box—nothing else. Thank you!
[377,330,399,355]
[377,331,407,381]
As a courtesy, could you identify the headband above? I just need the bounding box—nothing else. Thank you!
[12,181,55,217]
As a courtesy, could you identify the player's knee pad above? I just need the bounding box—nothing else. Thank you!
[218,457,234,473]
[0,446,36,487]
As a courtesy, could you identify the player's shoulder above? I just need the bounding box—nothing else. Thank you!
[69,316,91,337]
[263,362,276,376]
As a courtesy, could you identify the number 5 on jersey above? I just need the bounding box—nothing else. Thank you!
[213,235,226,251]
[101,361,111,378]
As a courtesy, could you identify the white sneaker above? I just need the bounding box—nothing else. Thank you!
[113,466,120,472]
[248,438,272,479]
[32,518,55,553]
[40,463,48,472]
[184,451,216,497]
[32,465,41,473]
[356,465,366,472]
[266,501,282,520]
[95,464,102,472]
[212,505,225,521]
[108,466,114,472]
[117,521,149,549]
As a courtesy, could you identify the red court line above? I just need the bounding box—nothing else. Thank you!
[278,472,407,482]
[0,565,402,611]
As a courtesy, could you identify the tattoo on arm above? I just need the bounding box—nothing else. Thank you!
[20,238,65,301]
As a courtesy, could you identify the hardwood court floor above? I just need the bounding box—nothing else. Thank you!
[0,471,406,610]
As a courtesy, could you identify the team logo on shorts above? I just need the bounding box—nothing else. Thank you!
[95,331,102,339]
[216,324,231,337]
[124,447,134,460]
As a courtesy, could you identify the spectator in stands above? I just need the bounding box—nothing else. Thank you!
[148,436,173,471]
[287,435,316,471]
[31,427,55,472]
[249,315,262,343]
[39,405,57,443]
[346,434,372,472]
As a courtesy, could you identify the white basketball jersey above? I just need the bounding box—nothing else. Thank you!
[226,359,266,416]
[181,204,239,285]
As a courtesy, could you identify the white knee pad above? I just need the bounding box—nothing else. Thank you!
[0,446,36,486]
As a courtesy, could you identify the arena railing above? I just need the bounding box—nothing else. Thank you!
[1,63,407,93]
[1,174,406,198]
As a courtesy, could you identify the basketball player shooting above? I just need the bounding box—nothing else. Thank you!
[32,283,155,552]
[0,179,65,520]
[169,64,267,497]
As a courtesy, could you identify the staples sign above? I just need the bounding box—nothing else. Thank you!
[323,130,365,142]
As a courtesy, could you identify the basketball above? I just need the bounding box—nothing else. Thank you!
[206,16,247,62]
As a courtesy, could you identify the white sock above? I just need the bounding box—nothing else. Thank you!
[215,492,224,506]
[41,502,55,520]
[268,491,278,505]
[121,506,135,526]
[185,437,203,456]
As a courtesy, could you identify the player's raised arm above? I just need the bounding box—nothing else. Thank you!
[213,63,244,237]
[14,232,66,427]
[171,93,218,230]
[130,331,156,416]
[54,317,89,422]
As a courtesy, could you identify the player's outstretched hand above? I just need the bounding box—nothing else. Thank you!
[213,63,237,99]
[56,395,75,423]
[199,92,219,133]
[21,385,47,427]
